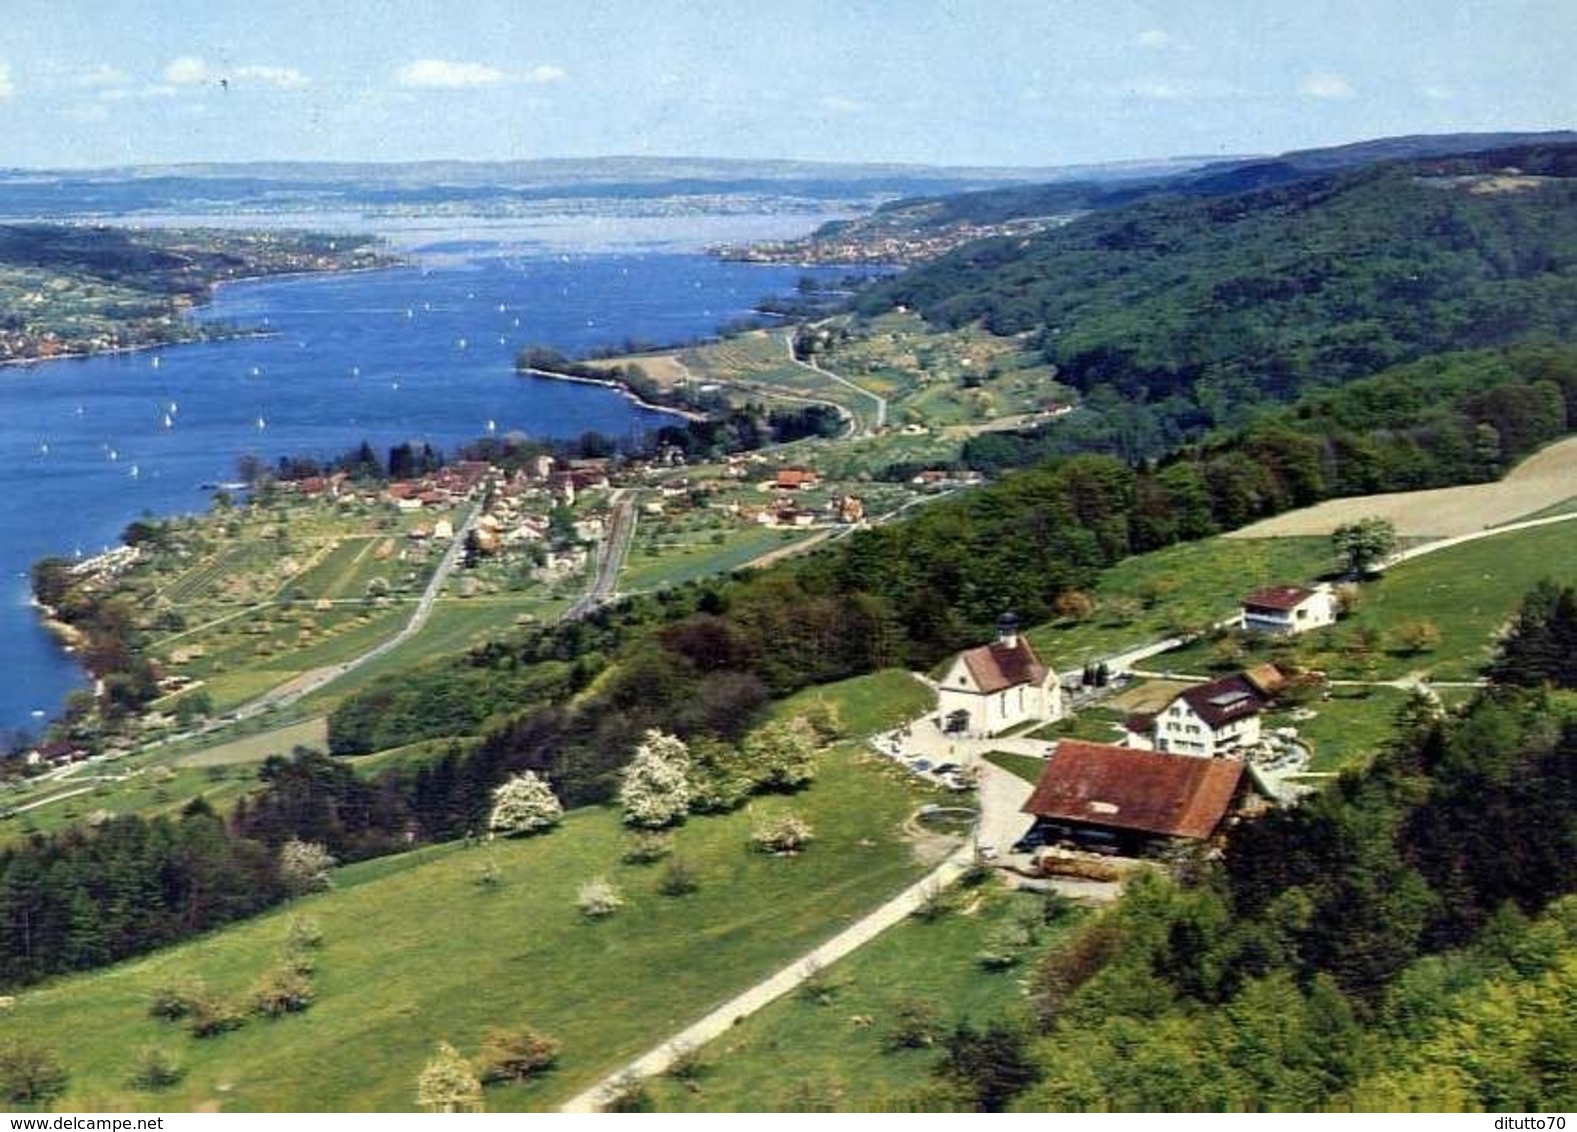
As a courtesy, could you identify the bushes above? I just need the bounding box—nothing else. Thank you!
[416,1041,483,1114]
[252,965,315,1017]
[128,1046,184,1091]
[750,811,815,855]
[621,830,674,864]
[885,998,943,1051]
[577,877,626,919]
[187,993,246,1039]
[474,1026,560,1085]
[148,979,204,1022]
[487,771,563,838]
[657,858,700,897]
[0,1040,68,1107]
[618,730,694,829]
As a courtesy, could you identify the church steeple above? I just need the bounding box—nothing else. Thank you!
[996,611,1020,649]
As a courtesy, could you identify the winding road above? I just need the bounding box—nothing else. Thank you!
[781,329,888,433]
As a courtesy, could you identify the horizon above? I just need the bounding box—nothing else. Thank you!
[2,1,1572,170]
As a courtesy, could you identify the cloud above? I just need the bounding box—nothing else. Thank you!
[1127,78,1183,101]
[0,64,12,101]
[73,64,126,88]
[1138,28,1171,49]
[1421,83,1455,101]
[1300,72,1355,100]
[163,55,212,86]
[1103,76,1240,102]
[236,65,309,89]
[396,59,507,89]
[820,94,864,114]
[62,103,110,123]
[523,64,567,85]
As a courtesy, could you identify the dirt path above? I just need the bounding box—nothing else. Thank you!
[1227,436,1577,539]
[558,841,975,1112]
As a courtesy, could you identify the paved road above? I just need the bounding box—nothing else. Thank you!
[781,330,887,433]
[564,492,635,619]
[559,841,975,1113]
[218,500,485,724]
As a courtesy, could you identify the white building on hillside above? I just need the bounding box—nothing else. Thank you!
[936,614,1063,738]
[1240,584,1339,635]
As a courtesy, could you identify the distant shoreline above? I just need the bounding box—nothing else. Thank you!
[0,259,400,373]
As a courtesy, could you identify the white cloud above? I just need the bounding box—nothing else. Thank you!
[1421,83,1455,101]
[236,65,309,89]
[396,59,507,89]
[73,64,126,88]
[163,55,212,86]
[1128,78,1183,101]
[102,84,180,102]
[820,94,864,114]
[62,103,110,123]
[1300,72,1355,100]
[1138,28,1171,49]
[0,63,12,100]
[523,64,567,85]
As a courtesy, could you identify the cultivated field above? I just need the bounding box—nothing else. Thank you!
[1228,436,1577,539]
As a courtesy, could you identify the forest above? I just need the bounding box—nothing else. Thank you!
[863,144,1577,460]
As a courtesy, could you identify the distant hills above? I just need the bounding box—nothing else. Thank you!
[853,138,1577,458]
[776,130,1577,258]
[0,153,1226,221]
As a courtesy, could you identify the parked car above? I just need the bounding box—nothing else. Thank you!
[932,762,960,775]
[908,758,932,773]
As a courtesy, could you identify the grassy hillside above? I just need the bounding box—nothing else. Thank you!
[644,884,1076,1112]
[6,746,947,1110]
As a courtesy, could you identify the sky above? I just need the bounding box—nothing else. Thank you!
[0,0,1572,170]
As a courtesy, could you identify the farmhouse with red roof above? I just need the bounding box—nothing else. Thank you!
[1019,739,1248,855]
[1125,666,1284,757]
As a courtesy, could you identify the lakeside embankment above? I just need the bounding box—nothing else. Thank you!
[522,366,711,422]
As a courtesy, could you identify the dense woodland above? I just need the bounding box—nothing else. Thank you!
[1005,684,1577,1111]
[866,145,1577,461]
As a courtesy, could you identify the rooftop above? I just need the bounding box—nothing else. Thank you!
[959,636,1049,694]
[1243,585,1316,612]
[1022,740,1246,840]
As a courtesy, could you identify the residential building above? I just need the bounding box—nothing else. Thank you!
[1126,667,1282,757]
[1240,583,1339,635]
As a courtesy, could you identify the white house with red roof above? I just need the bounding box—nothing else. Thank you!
[1125,665,1285,758]
[1240,583,1338,635]
[936,614,1063,737]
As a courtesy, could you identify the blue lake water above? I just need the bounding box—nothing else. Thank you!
[0,234,837,735]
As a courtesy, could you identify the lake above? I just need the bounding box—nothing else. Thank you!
[0,219,840,735]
